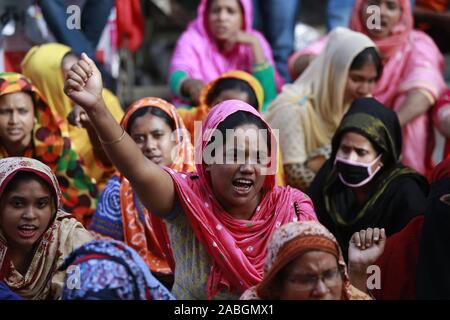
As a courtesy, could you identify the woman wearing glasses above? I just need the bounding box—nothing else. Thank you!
[240,221,385,300]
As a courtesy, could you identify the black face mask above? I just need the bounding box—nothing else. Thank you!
[334,155,382,188]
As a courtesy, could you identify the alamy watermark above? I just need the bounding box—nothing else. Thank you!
[66,5,81,30]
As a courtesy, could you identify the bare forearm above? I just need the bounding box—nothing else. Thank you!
[251,39,266,65]
[348,264,369,293]
[85,100,176,215]
[85,125,112,167]
[396,90,432,127]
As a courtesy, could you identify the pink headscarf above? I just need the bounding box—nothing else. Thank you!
[169,0,283,90]
[162,100,317,299]
[349,0,413,60]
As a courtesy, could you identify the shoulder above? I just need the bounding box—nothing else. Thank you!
[56,214,95,257]
[385,172,428,194]
[409,30,444,60]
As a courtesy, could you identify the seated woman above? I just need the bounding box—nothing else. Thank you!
[432,89,450,161]
[289,0,447,175]
[21,43,124,190]
[266,28,381,191]
[178,70,265,140]
[169,0,281,107]
[308,97,429,258]
[240,220,376,300]
[0,157,93,299]
[0,72,99,225]
[89,97,195,287]
[64,53,317,299]
[60,240,175,300]
[343,158,450,299]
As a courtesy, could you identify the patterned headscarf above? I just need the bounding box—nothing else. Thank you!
[119,97,195,273]
[241,221,371,300]
[0,157,94,299]
[0,72,98,225]
[60,240,175,300]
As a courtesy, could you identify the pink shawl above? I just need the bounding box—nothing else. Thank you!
[163,100,317,299]
[169,0,283,90]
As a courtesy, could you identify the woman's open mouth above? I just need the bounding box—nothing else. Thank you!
[17,225,38,239]
[232,178,254,195]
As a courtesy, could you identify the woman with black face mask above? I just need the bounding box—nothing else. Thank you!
[308,97,429,259]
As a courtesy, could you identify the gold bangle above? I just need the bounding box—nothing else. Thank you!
[99,127,126,145]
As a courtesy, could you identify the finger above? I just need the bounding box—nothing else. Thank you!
[353,232,361,247]
[359,230,366,249]
[65,79,83,93]
[77,59,93,77]
[365,228,373,247]
[373,228,380,243]
[380,228,386,241]
[67,70,85,87]
[81,52,96,70]
[71,63,89,83]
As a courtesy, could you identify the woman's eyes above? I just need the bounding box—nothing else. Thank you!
[133,136,145,143]
[37,199,49,209]
[10,199,23,208]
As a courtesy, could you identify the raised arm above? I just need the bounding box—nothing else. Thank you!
[64,53,176,217]
[348,228,386,293]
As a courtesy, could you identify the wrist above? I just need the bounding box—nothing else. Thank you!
[348,262,370,274]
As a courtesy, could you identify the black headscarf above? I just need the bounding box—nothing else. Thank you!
[416,159,450,299]
[308,98,429,256]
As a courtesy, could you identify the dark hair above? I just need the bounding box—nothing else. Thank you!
[1,171,55,207]
[350,47,383,81]
[126,106,175,133]
[212,111,271,154]
[206,78,259,110]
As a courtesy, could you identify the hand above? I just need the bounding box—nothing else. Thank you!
[348,228,386,270]
[64,53,103,111]
[67,104,92,129]
[231,31,258,46]
[181,78,204,105]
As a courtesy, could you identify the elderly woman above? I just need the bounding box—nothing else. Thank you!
[308,97,429,257]
[240,220,384,300]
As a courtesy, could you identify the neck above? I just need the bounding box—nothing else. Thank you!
[221,194,261,220]
[353,184,370,206]
[2,135,32,156]
[217,39,236,53]
[9,246,35,276]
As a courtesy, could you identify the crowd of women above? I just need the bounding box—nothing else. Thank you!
[0,0,449,300]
